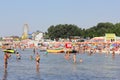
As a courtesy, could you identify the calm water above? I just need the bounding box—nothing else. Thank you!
[0,49,120,80]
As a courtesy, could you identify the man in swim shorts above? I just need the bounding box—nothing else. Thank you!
[4,53,9,70]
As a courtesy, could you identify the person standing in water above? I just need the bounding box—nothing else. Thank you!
[35,52,40,72]
[33,47,36,54]
[4,53,9,70]
[73,53,76,63]
[64,51,70,60]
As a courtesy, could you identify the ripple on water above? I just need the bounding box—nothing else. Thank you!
[0,49,120,80]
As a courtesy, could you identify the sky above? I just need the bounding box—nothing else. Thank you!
[0,0,120,37]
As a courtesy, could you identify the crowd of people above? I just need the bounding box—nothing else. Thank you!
[2,40,120,72]
[3,48,40,72]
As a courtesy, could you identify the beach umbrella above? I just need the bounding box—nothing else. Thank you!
[111,43,118,47]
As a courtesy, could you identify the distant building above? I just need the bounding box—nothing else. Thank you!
[89,33,117,43]
[3,36,20,41]
[3,36,13,42]
[29,31,44,41]
[105,33,116,42]
[11,36,20,41]
[35,32,44,41]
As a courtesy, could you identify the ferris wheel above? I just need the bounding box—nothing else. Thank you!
[22,24,29,39]
[23,24,29,34]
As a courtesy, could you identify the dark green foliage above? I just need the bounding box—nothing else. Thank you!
[47,24,82,39]
[46,22,120,39]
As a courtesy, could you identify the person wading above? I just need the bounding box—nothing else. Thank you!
[4,53,10,70]
[35,52,40,72]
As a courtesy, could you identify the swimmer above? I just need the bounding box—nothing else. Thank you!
[16,52,21,60]
[30,55,34,60]
[80,58,83,63]
[44,51,48,56]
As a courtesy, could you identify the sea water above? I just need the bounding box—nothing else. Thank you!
[0,49,120,80]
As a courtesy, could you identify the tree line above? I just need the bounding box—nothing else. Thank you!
[46,22,120,39]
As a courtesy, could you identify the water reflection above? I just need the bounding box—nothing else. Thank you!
[36,67,41,80]
[0,49,120,80]
[2,70,7,80]
[36,64,40,73]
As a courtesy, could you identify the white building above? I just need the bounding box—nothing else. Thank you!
[35,32,44,41]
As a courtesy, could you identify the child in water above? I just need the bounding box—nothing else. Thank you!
[30,55,34,60]
[44,51,48,56]
[80,58,83,63]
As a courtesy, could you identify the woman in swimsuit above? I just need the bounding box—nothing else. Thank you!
[35,53,40,72]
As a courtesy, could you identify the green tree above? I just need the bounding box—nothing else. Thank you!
[47,24,82,39]
[114,23,120,36]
